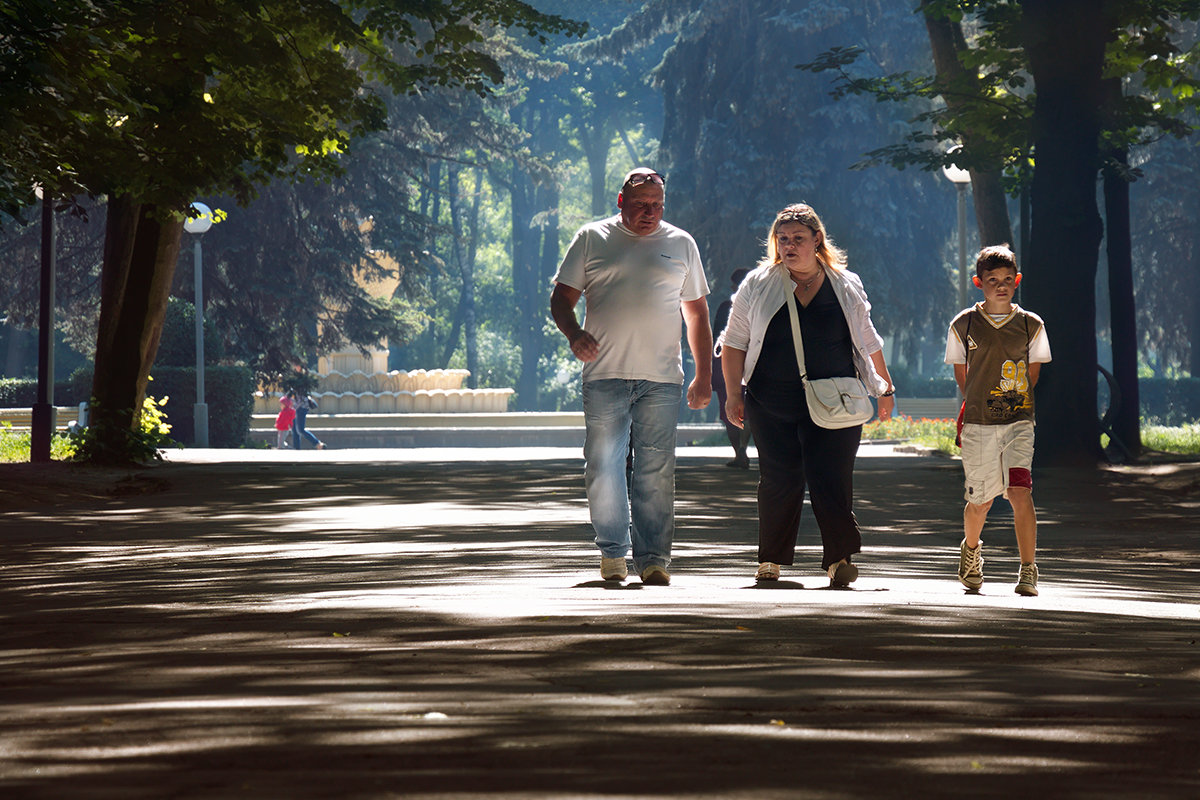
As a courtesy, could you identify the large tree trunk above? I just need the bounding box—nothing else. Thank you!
[443,163,481,387]
[922,2,1014,246]
[1020,0,1111,468]
[91,196,184,461]
[1101,78,1141,461]
[578,118,611,217]
[510,163,542,411]
[464,168,482,389]
[1191,247,1200,377]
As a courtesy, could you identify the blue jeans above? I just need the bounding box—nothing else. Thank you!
[582,379,682,573]
[291,408,322,449]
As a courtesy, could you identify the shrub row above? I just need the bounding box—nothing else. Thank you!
[5,372,1198,429]
[0,366,255,447]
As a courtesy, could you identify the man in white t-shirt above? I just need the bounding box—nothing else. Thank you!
[550,167,712,586]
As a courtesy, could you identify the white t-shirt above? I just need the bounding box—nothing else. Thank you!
[554,215,708,384]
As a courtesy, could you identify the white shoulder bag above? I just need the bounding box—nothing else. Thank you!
[785,288,875,429]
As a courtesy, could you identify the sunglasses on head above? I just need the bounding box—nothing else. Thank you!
[626,172,665,187]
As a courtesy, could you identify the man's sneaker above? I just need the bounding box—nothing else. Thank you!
[640,565,671,586]
[827,559,858,588]
[755,562,780,581]
[600,557,627,582]
[958,539,984,590]
[1015,563,1039,596]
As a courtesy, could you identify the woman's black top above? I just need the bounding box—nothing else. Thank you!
[748,278,856,409]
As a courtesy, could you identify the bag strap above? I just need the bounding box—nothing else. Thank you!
[785,290,809,382]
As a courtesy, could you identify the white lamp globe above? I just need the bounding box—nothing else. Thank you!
[941,147,971,185]
[184,202,213,234]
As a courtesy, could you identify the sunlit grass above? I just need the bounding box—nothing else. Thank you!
[0,423,77,462]
[1137,423,1200,455]
[871,417,1200,457]
[863,416,958,455]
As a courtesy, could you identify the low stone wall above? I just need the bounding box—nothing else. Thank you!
[319,368,470,394]
[0,405,84,430]
[254,388,513,415]
[254,368,511,415]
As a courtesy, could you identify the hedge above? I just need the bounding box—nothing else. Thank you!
[1,366,256,447]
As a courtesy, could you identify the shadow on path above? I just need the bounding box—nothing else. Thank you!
[1,455,1198,798]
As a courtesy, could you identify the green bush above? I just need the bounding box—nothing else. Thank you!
[137,366,256,447]
[155,297,225,368]
[0,378,36,406]
[0,376,86,407]
[66,365,255,447]
[1137,378,1200,426]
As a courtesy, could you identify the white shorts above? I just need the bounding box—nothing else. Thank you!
[960,420,1034,505]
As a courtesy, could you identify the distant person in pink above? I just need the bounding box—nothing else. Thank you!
[274,393,296,449]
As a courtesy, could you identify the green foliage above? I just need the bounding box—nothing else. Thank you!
[154,297,225,368]
[0,1,585,213]
[0,376,88,407]
[66,394,179,465]
[868,414,1200,457]
[798,2,1200,190]
[863,415,958,455]
[68,366,255,447]
[1141,422,1200,454]
[0,378,37,407]
[0,422,76,463]
[1138,377,1200,425]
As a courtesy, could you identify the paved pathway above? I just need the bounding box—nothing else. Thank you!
[1,445,1198,798]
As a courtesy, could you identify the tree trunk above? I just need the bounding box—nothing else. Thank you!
[536,178,561,407]
[579,118,612,217]
[922,2,1014,247]
[1020,0,1111,468]
[510,163,542,411]
[443,163,480,387]
[1191,246,1200,376]
[464,168,482,389]
[91,196,184,461]
[1101,80,1141,461]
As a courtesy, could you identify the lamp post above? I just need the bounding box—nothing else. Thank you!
[942,154,972,311]
[184,203,213,448]
[31,186,56,463]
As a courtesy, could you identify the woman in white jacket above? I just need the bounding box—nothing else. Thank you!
[717,204,895,587]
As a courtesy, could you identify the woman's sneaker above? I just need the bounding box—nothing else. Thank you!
[1015,563,1039,596]
[958,539,984,590]
[827,559,858,588]
[755,562,780,581]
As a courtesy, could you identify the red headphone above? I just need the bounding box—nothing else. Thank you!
[617,193,624,209]
[973,273,1021,288]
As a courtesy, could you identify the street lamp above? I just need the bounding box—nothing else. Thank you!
[942,151,972,311]
[184,202,213,448]
[31,185,56,463]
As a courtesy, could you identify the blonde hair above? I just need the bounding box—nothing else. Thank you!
[757,203,846,271]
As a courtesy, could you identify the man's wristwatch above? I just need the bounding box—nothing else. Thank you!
[881,386,896,397]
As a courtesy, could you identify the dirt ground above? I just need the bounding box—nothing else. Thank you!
[1,447,1198,799]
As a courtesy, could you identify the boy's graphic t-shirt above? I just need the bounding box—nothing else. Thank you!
[945,304,1051,425]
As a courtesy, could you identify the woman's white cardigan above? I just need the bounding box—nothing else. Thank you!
[715,262,889,396]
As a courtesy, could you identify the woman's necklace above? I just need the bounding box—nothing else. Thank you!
[795,270,821,293]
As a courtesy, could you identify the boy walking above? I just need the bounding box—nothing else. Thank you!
[945,245,1051,596]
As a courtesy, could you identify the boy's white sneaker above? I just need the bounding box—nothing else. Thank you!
[958,539,984,590]
[1015,563,1039,596]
